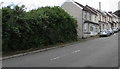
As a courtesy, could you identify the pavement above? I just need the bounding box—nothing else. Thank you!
[1,34,98,60]
[2,33,118,67]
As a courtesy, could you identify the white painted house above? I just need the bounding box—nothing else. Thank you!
[106,12,114,29]
[81,5,99,38]
[109,12,119,28]
[61,0,83,39]
[97,10,108,31]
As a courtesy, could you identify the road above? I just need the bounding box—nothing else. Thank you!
[2,33,118,67]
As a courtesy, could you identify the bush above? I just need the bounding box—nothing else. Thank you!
[2,6,78,53]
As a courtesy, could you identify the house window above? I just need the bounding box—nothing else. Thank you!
[90,26,93,31]
[84,11,87,19]
[89,13,91,20]
[84,23,88,32]
[95,16,97,22]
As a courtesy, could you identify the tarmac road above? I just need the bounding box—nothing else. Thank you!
[2,33,118,67]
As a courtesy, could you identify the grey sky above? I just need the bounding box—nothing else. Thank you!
[1,0,120,12]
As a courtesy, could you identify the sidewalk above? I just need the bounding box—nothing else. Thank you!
[1,35,99,61]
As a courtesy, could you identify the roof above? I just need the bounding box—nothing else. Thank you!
[105,12,113,17]
[74,2,98,15]
[97,10,106,17]
[74,1,84,8]
[85,5,98,14]
[112,14,118,18]
[108,12,118,18]
[83,5,98,15]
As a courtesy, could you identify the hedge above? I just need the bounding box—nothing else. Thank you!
[2,6,78,53]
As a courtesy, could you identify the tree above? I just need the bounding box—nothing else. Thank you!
[2,5,27,52]
[2,6,78,53]
[114,10,120,17]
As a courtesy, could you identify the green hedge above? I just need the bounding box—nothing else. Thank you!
[2,6,78,53]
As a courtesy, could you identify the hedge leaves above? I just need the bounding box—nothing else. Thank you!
[2,6,78,53]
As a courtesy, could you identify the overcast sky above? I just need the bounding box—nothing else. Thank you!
[1,0,120,12]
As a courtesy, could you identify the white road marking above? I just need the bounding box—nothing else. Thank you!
[72,50,80,54]
[50,56,60,61]
[50,53,70,61]
[50,50,80,61]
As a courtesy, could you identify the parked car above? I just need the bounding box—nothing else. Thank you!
[99,30,111,37]
[106,29,114,35]
[118,27,120,31]
[112,27,118,33]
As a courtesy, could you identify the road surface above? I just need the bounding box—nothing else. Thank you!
[2,33,118,67]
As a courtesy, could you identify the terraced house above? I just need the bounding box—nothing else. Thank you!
[97,10,108,31]
[108,12,119,28]
[105,12,113,30]
[61,0,119,39]
[81,5,99,38]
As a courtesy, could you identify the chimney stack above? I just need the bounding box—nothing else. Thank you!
[108,11,112,14]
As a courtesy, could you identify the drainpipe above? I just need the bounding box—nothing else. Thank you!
[82,10,84,39]
[99,2,101,32]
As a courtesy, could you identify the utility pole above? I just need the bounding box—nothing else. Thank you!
[118,1,120,10]
[99,2,101,22]
[99,2,101,11]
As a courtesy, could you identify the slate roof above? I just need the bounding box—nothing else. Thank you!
[96,10,107,17]
[74,1,98,15]
[105,12,113,17]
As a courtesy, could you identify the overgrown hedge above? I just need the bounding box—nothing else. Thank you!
[2,6,78,53]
